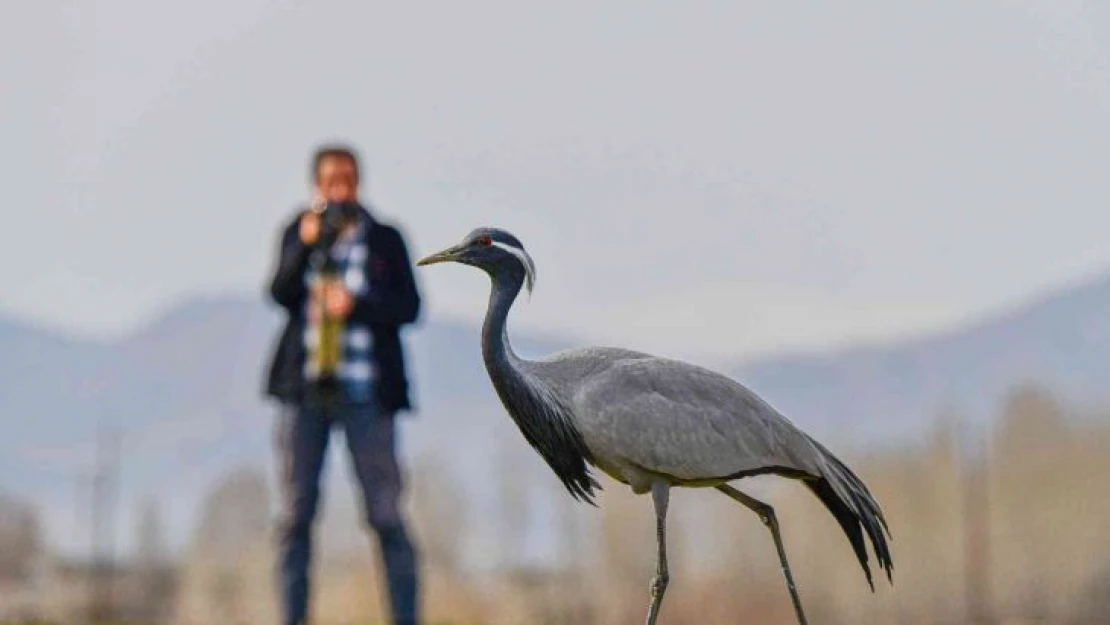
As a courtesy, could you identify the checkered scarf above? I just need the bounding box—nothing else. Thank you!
[302,217,374,402]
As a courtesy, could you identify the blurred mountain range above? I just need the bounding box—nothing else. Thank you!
[3,273,1110,553]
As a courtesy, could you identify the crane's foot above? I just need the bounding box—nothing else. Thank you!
[644,573,669,625]
[650,573,669,598]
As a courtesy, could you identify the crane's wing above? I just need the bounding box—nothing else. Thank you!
[567,354,823,481]
[534,349,893,587]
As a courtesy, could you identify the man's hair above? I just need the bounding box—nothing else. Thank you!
[311,143,361,182]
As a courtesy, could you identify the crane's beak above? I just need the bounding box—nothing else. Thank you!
[416,244,464,266]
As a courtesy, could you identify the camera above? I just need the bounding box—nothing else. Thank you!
[318,201,358,249]
[310,200,358,272]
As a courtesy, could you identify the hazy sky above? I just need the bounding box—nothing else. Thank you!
[6,0,1110,360]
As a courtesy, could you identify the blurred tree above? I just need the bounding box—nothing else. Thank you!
[0,492,44,581]
[997,383,1068,452]
[174,467,273,625]
[495,428,533,571]
[409,450,469,574]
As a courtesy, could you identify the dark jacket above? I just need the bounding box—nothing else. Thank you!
[264,205,421,413]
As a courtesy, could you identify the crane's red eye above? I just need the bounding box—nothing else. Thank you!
[477,236,493,247]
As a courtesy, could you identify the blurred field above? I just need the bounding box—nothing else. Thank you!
[3,383,1108,624]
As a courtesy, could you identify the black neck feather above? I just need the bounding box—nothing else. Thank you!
[480,268,600,504]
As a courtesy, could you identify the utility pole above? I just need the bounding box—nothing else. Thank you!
[135,495,168,621]
[88,425,122,622]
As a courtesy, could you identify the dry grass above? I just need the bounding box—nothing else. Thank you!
[170,384,1110,625]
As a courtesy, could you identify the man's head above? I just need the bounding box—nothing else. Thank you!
[312,144,361,204]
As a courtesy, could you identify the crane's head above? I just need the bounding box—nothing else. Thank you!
[417,227,536,293]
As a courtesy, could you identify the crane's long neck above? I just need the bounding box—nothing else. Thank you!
[480,270,521,371]
[480,270,599,504]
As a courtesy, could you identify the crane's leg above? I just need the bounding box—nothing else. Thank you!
[645,481,671,625]
[717,484,809,625]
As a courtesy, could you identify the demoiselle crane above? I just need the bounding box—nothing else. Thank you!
[417,228,893,625]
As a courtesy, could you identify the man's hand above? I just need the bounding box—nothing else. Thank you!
[299,195,326,245]
[323,281,355,318]
[308,279,354,320]
[300,212,321,245]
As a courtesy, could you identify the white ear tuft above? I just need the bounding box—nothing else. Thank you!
[492,241,536,297]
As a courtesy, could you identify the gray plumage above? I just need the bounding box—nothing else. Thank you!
[418,227,893,625]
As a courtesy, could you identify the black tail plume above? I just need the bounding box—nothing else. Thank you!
[805,438,894,590]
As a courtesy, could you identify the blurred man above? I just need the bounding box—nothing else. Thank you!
[264,144,421,625]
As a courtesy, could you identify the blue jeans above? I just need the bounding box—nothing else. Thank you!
[275,400,419,625]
